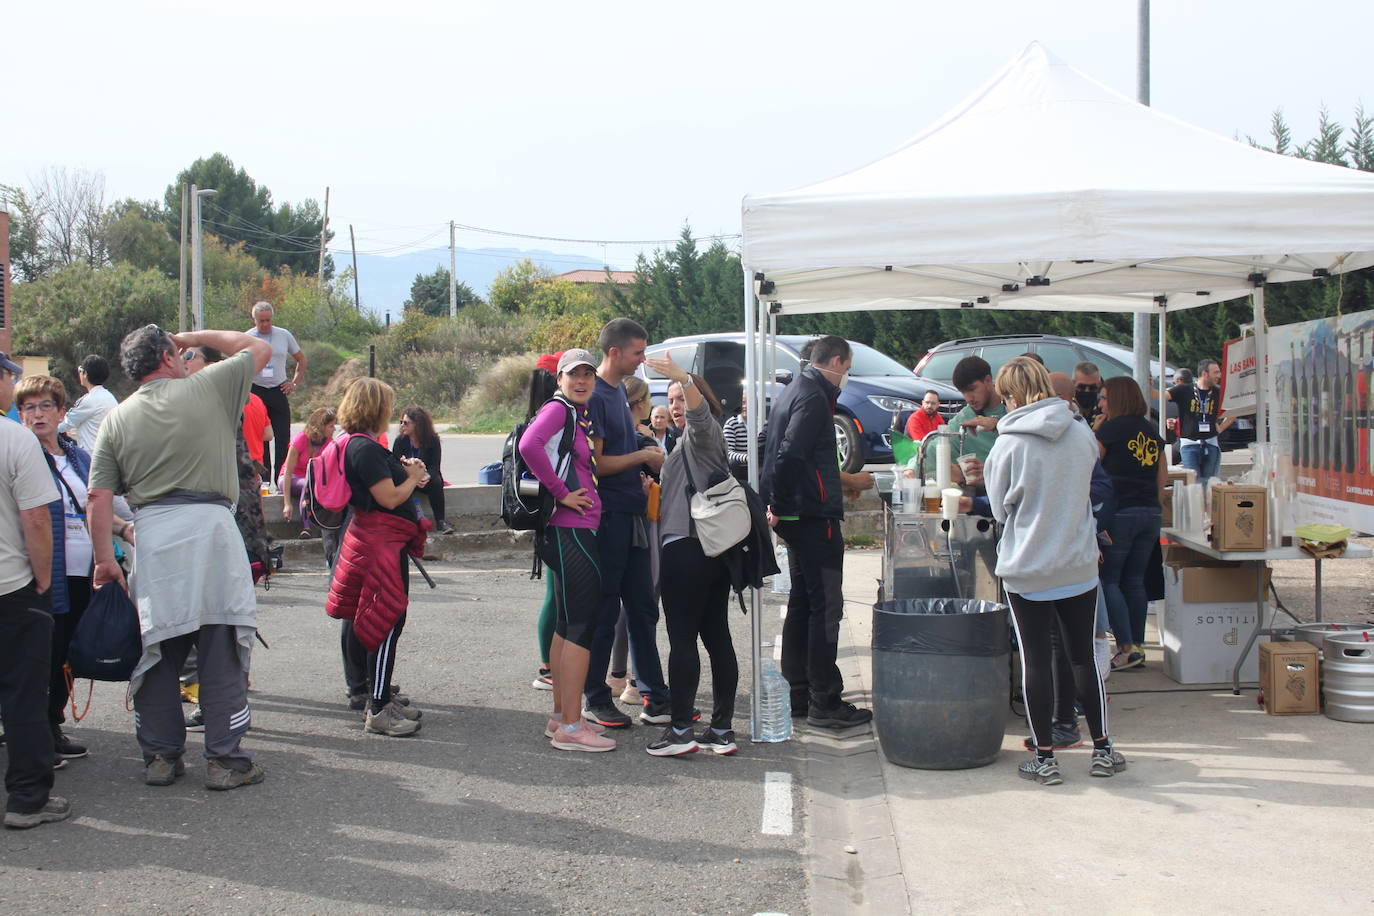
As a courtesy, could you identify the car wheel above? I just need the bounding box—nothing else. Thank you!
[834,414,863,473]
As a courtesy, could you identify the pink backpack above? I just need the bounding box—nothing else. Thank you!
[303,433,375,529]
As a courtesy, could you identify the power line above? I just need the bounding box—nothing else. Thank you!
[451,221,740,246]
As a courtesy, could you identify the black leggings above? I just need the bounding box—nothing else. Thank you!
[538,526,601,650]
[416,475,445,524]
[1008,587,1108,748]
[251,383,292,481]
[660,538,738,730]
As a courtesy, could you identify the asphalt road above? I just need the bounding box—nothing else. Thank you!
[1,551,807,915]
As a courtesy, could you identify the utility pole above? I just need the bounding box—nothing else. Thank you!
[191,186,217,331]
[449,221,457,318]
[350,224,361,314]
[177,183,188,332]
[1131,0,1152,394]
[317,186,330,285]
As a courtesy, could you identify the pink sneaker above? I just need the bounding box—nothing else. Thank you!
[550,722,616,752]
[545,717,605,738]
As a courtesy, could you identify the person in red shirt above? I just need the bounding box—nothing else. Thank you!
[904,389,946,442]
[241,393,272,469]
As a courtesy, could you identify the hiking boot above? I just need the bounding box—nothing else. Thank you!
[532,668,554,691]
[695,729,739,756]
[53,728,88,760]
[646,726,699,757]
[1018,755,1063,786]
[640,700,701,726]
[4,796,72,830]
[545,716,605,738]
[145,755,186,786]
[185,708,205,732]
[550,723,616,752]
[1022,723,1082,751]
[807,701,873,730]
[1091,745,1128,777]
[584,703,632,729]
[205,759,266,791]
[364,702,421,737]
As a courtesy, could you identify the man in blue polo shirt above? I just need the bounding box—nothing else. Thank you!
[581,318,673,729]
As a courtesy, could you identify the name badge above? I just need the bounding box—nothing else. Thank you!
[1197,420,1211,434]
[64,514,86,536]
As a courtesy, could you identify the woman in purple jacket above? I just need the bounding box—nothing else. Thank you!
[517,349,613,753]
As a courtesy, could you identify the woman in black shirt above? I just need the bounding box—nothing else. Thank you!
[1096,377,1167,671]
[393,406,452,534]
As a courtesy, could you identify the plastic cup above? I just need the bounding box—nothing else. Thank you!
[957,453,980,482]
[941,487,962,521]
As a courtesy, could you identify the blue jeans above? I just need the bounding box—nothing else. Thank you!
[582,511,669,706]
[1102,506,1161,646]
[1180,441,1221,485]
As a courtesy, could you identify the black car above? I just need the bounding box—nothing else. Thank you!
[637,333,961,472]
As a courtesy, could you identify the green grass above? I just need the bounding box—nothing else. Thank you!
[447,405,524,435]
[845,534,877,548]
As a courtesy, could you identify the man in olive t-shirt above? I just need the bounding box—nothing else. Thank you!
[88,326,271,791]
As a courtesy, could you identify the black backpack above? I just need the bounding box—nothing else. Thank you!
[500,396,578,575]
[68,582,143,681]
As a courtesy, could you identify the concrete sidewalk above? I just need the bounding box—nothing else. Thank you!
[826,549,1374,915]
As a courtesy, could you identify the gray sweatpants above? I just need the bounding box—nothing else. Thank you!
[133,624,252,770]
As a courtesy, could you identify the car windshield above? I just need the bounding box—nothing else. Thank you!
[846,343,912,377]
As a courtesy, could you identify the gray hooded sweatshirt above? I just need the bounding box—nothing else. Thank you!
[983,397,1099,596]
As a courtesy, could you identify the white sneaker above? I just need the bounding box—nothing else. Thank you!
[620,682,642,705]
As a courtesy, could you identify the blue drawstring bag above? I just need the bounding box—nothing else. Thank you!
[68,582,143,681]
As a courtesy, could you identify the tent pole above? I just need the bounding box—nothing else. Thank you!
[744,266,764,742]
[1158,309,1169,441]
[1253,285,1268,447]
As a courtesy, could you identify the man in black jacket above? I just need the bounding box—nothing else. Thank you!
[761,335,874,730]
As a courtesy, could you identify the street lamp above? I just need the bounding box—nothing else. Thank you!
[191,186,217,330]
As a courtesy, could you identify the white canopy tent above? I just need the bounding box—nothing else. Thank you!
[736,43,1374,739]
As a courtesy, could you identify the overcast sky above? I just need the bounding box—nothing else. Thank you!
[6,0,1370,267]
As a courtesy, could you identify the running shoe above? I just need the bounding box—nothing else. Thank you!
[646,726,698,757]
[1091,745,1128,777]
[1022,723,1082,750]
[545,717,606,738]
[696,729,739,755]
[364,702,421,737]
[4,796,72,830]
[640,699,702,726]
[532,668,554,691]
[619,681,642,705]
[584,703,633,729]
[185,708,205,732]
[1018,755,1063,786]
[550,723,616,752]
[606,675,628,695]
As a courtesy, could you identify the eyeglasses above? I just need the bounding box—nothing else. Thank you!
[19,401,59,414]
[182,351,202,362]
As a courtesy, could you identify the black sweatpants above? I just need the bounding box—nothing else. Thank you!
[251,383,292,481]
[1008,587,1108,749]
[0,582,54,815]
[48,576,91,727]
[364,549,410,713]
[660,538,738,730]
[775,518,846,709]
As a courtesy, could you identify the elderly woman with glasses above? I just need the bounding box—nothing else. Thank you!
[16,374,135,767]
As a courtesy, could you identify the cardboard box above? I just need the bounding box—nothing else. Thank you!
[1160,565,1272,684]
[1161,470,1191,529]
[1259,641,1320,715]
[1210,485,1267,551]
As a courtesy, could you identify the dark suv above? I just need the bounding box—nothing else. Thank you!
[638,333,961,472]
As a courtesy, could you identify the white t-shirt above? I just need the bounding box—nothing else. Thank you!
[59,384,119,453]
[246,325,301,388]
[52,454,93,576]
[0,422,61,594]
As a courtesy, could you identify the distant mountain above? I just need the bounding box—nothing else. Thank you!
[346,246,613,316]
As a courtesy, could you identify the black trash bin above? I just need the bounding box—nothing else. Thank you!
[872,598,1010,770]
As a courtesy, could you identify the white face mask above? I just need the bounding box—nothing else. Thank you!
[817,363,849,390]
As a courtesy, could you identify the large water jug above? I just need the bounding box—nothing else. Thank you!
[756,653,794,742]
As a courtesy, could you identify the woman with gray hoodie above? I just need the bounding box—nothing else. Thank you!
[984,358,1126,786]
